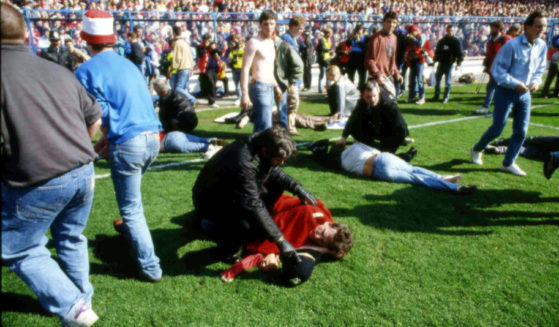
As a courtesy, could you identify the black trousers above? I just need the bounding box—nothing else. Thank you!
[542,63,559,97]
[200,70,217,104]
[303,61,312,89]
[494,136,559,161]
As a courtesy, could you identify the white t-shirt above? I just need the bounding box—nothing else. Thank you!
[341,143,380,176]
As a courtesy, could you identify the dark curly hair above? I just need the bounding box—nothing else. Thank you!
[253,127,297,159]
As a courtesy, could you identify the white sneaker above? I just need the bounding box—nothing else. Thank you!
[210,103,219,108]
[65,303,99,327]
[415,98,425,105]
[500,163,526,176]
[474,107,489,114]
[234,99,240,107]
[442,98,449,104]
[471,147,483,165]
[203,144,222,159]
[236,115,250,129]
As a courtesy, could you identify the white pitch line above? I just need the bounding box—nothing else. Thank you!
[529,122,559,130]
[532,102,559,109]
[95,173,111,179]
[408,115,486,129]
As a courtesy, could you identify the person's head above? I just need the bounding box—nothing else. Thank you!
[49,30,61,47]
[326,65,341,82]
[382,11,398,35]
[308,222,354,258]
[202,33,212,45]
[489,20,503,36]
[288,15,306,38]
[361,80,381,105]
[259,10,277,39]
[64,38,75,50]
[153,78,171,97]
[133,24,143,38]
[524,10,547,42]
[172,25,182,37]
[252,127,297,166]
[127,32,136,42]
[507,23,521,37]
[323,28,332,38]
[81,9,116,55]
[353,24,363,39]
[446,25,455,37]
[1,2,26,43]
[406,24,420,37]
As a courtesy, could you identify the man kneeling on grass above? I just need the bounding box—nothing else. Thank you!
[221,194,353,286]
[192,127,318,271]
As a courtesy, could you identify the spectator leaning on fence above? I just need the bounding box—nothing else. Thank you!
[471,10,548,177]
[1,3,102,325]
[75,9,164,282]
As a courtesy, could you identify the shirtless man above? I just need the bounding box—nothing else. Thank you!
[240,10,282,132]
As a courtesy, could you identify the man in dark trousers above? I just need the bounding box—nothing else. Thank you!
[432,25,464,103]
[299,30,314,91]
[192,127,317,265]
[1,3,102,325]
[336,80,415,161]
[153,78,198,133]
[40,30,72,70]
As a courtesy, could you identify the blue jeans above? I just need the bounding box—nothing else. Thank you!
[482,75,497,109]
[163,131,211,153]
[2,163,95,322]
[318,65,327,93]
[232,68,242,99]
[408,62,425,100]
[434,63,453,99]
[171,69,197,104]
[396,62,406,95]
[473,87,531,166]
[373,152,459,192]
[249,81,274,133]
[109,132,162,280]
[276,90,289,130]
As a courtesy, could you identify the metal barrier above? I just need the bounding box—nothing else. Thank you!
[20,9,558,56]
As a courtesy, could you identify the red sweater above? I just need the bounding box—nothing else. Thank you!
[484,34,509,70]
[365,32,401,80]
[246,195,333,254]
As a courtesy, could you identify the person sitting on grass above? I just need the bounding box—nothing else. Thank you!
[337,80,416,162]
[153,78,198,134]
[308,140,477,194]
[326,65,360,117]
[221,194,353,286]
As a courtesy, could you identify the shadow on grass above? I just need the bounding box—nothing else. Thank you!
[1,293,50,317]
[329,187,558,235]
[399,107,462,116]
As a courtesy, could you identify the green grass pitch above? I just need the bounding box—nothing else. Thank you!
[2,85,558,326]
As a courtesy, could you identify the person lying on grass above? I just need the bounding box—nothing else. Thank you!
[221,194,353,286]
[309,140,477,194]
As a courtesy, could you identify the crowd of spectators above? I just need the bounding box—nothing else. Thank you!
[7,0,559,70]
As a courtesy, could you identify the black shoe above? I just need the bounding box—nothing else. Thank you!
[544,153,558,180]
[398,147,417,162]
[457,185,478,195]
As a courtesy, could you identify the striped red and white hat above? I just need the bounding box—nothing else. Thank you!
[80,9,116,44]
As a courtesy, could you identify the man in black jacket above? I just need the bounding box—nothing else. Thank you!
[432,25,464,103]
[192,127,317,263]
[154,78,198,133]
[299,30,314,91]
[336,80,415,160]
[40,30,72,70]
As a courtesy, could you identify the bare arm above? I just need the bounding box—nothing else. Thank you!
[87,118,102,138]
[240,38,257,111]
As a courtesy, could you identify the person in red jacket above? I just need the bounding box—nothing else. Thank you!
[404,24,432,105]
[474,20,509,114]
[221,195,353,285]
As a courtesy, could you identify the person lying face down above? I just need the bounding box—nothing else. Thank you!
[221,195,353,286]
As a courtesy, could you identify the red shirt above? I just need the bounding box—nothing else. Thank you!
[485,33,509,70]
[246,195,334,254]
[365,32,401,80]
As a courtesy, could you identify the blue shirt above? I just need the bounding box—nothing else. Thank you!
[75,50,161,144]
[491,34,547,89]
[281,32,300,53]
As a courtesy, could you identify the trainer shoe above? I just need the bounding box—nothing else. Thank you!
[485,145,507,155]
[543,153,557,179]
[474,107,489,115]
[500,163,526,176]
[65,303,99,327]
[203,144,223,159]
[404,137,415,145]
[442,97,449,104]
[471,147,483,165]
[210,103,220,108]
[236,115,250,129]
[415,98,425,105]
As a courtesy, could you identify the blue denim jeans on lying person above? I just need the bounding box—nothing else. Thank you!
[109,132,162,280]
[373,152,460,192]
[2,163,95,322]
[473,86,531,167]
[249,80,275,133]
[163,131,212,153]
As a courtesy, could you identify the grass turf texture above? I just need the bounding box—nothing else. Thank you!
[2,85,558,326]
